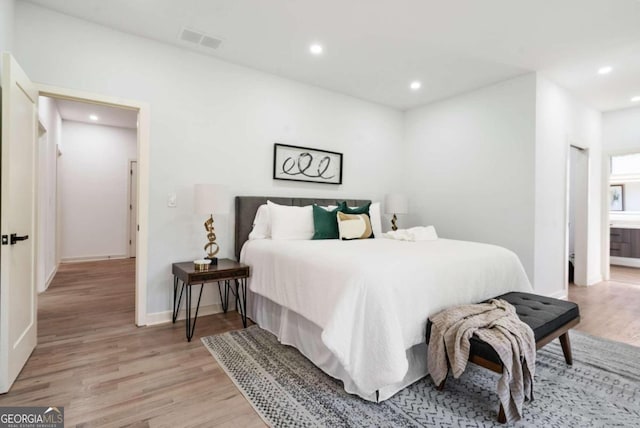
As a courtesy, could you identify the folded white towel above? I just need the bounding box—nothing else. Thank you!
[382,226,438,241]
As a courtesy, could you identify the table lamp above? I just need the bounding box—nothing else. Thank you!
[194,184,229,264]
[384,194,408,231]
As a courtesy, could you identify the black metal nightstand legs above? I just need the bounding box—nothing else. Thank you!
[172,277,185,323]
[185,283,204,342]
[235,278,247,328]
[173,275,205,342]
[217,280,230,313]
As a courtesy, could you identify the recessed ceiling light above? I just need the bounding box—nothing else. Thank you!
[632,96,640,102]
[89,114,98,121]
[410,81,422,90]
[597,66,613,75]
[309,44,323,55]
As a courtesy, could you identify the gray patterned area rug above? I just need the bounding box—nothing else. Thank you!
[201,326,640,427]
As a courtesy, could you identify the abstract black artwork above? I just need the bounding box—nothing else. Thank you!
[273,143,343,185]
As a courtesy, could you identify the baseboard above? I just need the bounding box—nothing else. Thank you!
[44,265,58,290]
[61,254,128,263]
[610,256,640,268]
[145,303,230,326]
[586,274,603,286]
[548,289,568,300]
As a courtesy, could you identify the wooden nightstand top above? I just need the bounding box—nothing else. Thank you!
[172,259,250,285]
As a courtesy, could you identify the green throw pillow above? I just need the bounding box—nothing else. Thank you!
[312,202,346,240]
[342,201,371,215]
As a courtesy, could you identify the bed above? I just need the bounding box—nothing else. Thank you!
[235,196,532,402]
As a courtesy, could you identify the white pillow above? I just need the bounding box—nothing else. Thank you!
[267,200,314,240]
[369,202,383,238]
[248,204,271,240]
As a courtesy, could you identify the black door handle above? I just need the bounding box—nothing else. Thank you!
[10,233,29,245]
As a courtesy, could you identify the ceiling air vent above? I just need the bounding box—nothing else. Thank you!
[180,28,203,44]
[200,36,223,50]
[179,28,223,50]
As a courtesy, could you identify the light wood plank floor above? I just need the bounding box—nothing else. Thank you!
[1,261,639,427]
[0,259,264,427]
[569,265,640,347]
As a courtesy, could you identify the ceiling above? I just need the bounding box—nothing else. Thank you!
[53,98,138,129]
[26,0,640,112]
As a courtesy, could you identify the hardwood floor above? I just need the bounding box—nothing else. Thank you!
[569,265,640,347]
[1,261,638,427]
[0,259,264,427]
[608,264,640,285]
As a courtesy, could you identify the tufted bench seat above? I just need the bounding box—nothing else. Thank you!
[426,291,580,423]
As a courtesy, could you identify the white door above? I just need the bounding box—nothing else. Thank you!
[0,54,38,393]
[129,160,137,257]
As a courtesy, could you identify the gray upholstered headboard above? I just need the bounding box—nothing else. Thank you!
[235,196,371,260]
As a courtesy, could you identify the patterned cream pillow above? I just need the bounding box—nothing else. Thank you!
[337,212,373,240]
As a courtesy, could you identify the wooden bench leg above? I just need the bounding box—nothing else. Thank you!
[436,370,448,391]
[498,404,506,424]
[559,332,573,365]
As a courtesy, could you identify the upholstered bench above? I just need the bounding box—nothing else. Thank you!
[426,291,581,423]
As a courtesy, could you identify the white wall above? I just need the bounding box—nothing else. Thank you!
[403,74,603,297]
[403,74,537,280]
[14,2,604,317]
[59,121,137,261]
[37,96,61,291]
[534,75,602,295]
[604,108,640,230]
[14,3,404,316]
[603,107,640,153]
[619,182,640,212]
[0,0,15,80]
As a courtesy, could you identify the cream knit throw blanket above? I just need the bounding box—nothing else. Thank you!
[428,299,536,422]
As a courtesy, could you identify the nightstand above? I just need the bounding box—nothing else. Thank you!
[172,259,250,341]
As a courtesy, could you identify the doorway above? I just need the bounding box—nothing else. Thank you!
[566,145,590,288]
[51,98,138,262]
[1,55,149,393]
[36,120,55,293]
[37,85,150,326]
[607,152,640,283]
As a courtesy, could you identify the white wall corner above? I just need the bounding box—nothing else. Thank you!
[534,75,603,298]
[0,0,15,57]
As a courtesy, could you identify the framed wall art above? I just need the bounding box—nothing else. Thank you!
[273,143,343,185]
[610,184,624,211]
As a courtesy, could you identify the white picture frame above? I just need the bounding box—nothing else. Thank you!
[610,184,624,211]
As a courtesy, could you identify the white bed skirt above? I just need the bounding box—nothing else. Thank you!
[248,291,428,402]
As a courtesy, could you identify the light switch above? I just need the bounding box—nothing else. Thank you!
[167,192,177,207]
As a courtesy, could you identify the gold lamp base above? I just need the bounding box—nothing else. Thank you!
[391,213,398,231]
[203,214,220,264]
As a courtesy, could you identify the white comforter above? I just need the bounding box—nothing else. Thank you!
[241,238,531,396]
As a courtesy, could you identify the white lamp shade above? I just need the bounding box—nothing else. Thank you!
[194,184,229,215]
[384,194,408,214]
